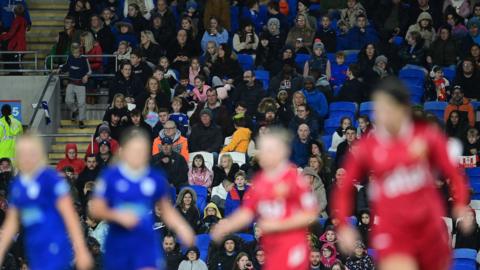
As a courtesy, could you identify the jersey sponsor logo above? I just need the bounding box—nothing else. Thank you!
[54,180,69,197]
[300,192,317,209]
[287,244,306,268]
[140,177,156,196]
[21,206,44,226]
[26,183,40,200]
[95,178,106,196]
[257,200,286,219]
[372,233,392,250]
[116,202,149,217]
[383,164,429,198]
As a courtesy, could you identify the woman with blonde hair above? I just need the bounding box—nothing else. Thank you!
[139,30,162,67]
[291,90,306,116]
[80,31,103,72]
[142,97,159,128]
[103,93,129,123]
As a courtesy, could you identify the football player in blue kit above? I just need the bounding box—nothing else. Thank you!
[0,133,92,270]
[90,128,195,270]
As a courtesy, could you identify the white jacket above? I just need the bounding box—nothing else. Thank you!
[178,260,208,270]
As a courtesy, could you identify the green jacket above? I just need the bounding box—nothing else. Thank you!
[0,115,23,160]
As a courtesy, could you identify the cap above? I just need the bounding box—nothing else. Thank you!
[200,108,213,118]
[98,124,111,135]
[375,55,388,65]
[162,137,174,145]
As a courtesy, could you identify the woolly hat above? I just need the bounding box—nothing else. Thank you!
[200,108,213,119]
[313,41,325,51]
[375,55,388,65]
[98,124,111,135]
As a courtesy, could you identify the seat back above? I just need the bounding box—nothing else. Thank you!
[254,69,270,90]
[196,234,212,262]
[295,54,311,72]
[424,101,448,122]
[189,151,214,170]
[237,54,254,71]
[359,102,375,120]
[218,152,246,167]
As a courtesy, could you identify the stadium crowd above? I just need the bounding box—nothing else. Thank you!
[2,0,480,269]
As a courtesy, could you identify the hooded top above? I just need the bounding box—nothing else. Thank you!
[176,187,198,207]
[406,12,436,48]
[203,202,222,219]
[221,127,252,153]
[320,242,338,268]
[56,143,85,175]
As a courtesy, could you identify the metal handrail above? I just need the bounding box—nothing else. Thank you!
[45,54,119,73]
[28,73,55,127]
[37,133,94,137]
[0,51,38,70]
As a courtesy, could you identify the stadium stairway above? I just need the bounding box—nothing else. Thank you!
[25,0,69,70]
[48,119,102,166]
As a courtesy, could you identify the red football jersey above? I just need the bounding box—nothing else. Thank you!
[242,164,318,270]
[333,122,469,269]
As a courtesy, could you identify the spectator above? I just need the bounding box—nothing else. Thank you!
[189,57,202,86]
[189,108,223,155]
[297,0,317,32]
[77,154,99,193]
[51,16,80,66]
[225,170,250,216]
[288,103,319,141]
[108,61,143,103]
[151,137,189,190]
[201,17,229,52]
[304,41,331,79]
[139,30,163,67]
[212,153,240,187]
[263,18,286,61]
[152,120,189,162]
[357,43,378,79]
[445,110,469,140]
[221,115,252,154]
[80,31,103,73]
[358,209,374,248]
[469,44,480,69]
[337,64,366,103]
[309,248,322,270]
[211,179,234,212]
[85,213,109,253]
[255,33,276,71]
[443,0,471,19]
[345,241,375,270]
[233,20,259,55]
[199,202,222,234]
[269,60,303,97]
[100,7,117,28]
[329,117,353,152]
[427,65,450,102]
[149,0,176,31]
[169,97,189,136]
[203,0,230,32]
[208,236,239,270]
[427,25,458,68]
[335,126,357,168]
[454,208,480,250]
[330,52,348,89]
[58,43,90,129]
[0,1,31,30]
[89,14,114,54]
[148,14,174,48]
[365,55,392,89]
[232,252,253,270]
[455,58,480,100]
[315,15,336,53]
[135,77,170,111]
[152,67,173,98]
[56,144,85,175]
[357,115,373,138]
[125,3,148,34]
[211,44,243,86]
[114,41,132,63]
[302,76,328,120]
[191,88,233,137]
[398,30,426,67]
[113,20,138,48]
[176,187,201,232]
[0,104,23,161]
[203,41,219,77]
[406,12,435,48]
[168,29,196,71]
[68,0,92,30]
[232,70,265,116]
[266,1,288,31]
[104,94,129,124]
[286,14,315,48]
[130,49,152,86]
[192,75,210,103]
[143,97,160,128]
[444,86,475,127]
[320,243,338,269]
[188,154,213,188]
[345,14,380,50]
[180,16,199,49]
[302,167,328,216]
[444,7,469,39]
[95,140,112,168]
[101,108,127,141]
[0,4,27,72]
[373,0,410,41]
[338,0,366,32]
[128,108,153,142]
[291,123,312,167]
[163,234,184,270]
[178,247,208,270]
[85,124,119,158]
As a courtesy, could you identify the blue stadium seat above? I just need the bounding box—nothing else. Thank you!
[329,102,357,118]
[196,234,212,262]
[295,54,311,72]
[309,3,321,12]
[452,249,477,270]
[170,185,176,202]
[324,117,343,135]
[424,101,448,122]
[321,135,332,150]
[399,68,425,85]
[443,67,456,83]
[467,167,480,177]
[367,249,377,259]
[467,168,480,199]
[182,185,208,216]
[230,6,240,33]
[238,54,254,71]
[359,102,375,120]
[344,50,359,65]
[349,216,358,226]
[401,80,424,104]
[254,70,269,90]
[236,233,255,243]
[327,53,336,63]
[472,101,480,111]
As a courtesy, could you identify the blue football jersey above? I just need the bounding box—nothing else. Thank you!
[9,168,73,270]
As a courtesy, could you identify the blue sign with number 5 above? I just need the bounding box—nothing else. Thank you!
[0,100,22,122]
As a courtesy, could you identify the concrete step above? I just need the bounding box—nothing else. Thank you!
[58,127,96,134]
[29,9,67,18]
[60,119,102,127]
[32,20,64,27]
[28,3,69,10]
[27,34,57,43]
[49,153,67,160]
[28,27,63,34]
[51,143,89,152]
[55,136,92,143]
[29,43,53,51]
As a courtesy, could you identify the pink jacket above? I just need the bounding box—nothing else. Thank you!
[192,85,210,103]
[188,167,213,187]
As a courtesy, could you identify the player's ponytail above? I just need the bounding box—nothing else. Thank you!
[1,105,12,126]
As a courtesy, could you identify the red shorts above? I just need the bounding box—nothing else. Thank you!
[263,240,309,270]
[372,216,451,270]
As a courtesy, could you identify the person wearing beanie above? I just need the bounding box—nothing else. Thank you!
[304,40,331,81]
[266,1,288,31]
[363,55,392,89]
[178,246,208,270]
[286,13,315,48]
[263,17,287,63]
[189,108,224,155]
[84,123,119,159]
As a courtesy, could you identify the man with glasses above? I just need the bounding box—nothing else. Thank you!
[444,85,475,127]
[152,120,189,162]
[455,58,480,100]
[231,70,265,117]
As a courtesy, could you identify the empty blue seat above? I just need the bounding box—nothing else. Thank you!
[359,102,375,119]
[367,249,377,259]
[324,117,343,135]
[349,216,358,226]
[399,68,425,85]
[472,101,480,111]
[344,50,359,65]
[170,185,176,202]
[467,167,480,177]
[295,54,311,72]
[327,53,336,63]
[424,101,448,121]
[254,69,269,90]
[236,233,255,243]
[318,217,328,227]
[443,67,456,83]
[452,249,477,270]
[230,6,240,33]
[330,102,357,116]
[238,54,254,71]
[321,135,332,150]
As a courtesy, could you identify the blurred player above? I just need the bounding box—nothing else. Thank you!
[0,133,92,270]
[90,128,195,270]
[211,128,319,270]
[333,77,471,270]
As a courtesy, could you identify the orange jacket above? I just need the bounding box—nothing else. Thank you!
[152,129,189,162]
[444,98,475,127]
[221,127,252,153]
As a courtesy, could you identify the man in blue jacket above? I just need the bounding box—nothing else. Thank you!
[302,76,328,119]
[345,14,379,50]
[290,123,312,168]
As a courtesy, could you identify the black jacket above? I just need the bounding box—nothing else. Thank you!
[212,163,240,187]
[232,81,266,116]
[140,43,164,66]
[335,140,352,168]
[152,152,189,190]
[455,72,480,100]
[337,78,367,103]
[268,71,303,97]
[189,123,224,153]
[132,61,153,86]
[211,57,243,82]
[165,246,183,270]
[108,74,143,102]
[90,26,115,54]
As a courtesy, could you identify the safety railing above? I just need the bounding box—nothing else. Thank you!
[0,51,39,73]
[44,54,119,74]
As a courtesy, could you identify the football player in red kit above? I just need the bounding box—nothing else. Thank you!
[211,128,320,270]
[333,77,471,270]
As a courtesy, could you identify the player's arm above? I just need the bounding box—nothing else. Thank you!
[57,195,93,270]
[210,208,255,243]
[0,208,19,265]
[89,197,139,229]
[157,198,195,247]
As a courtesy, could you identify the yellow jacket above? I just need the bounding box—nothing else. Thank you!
[0,115,23,160]
[221,127,251,153]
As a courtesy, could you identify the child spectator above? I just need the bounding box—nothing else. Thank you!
[85,124,119,158]
[213,154,240,187]
[211,179,234,213]
[188,154,213,188]
[319,227,337,246]
[233,20,259,55]
[189,57,202,86]
[464,128,480,160]
[114,41,131,63]
[221,114,252,154]
[224,170,249,216]
[330,51,348,90]
[178,247,208,270]
[142,97,159,128]
[114,20,138,48]
[169,97,190,136]
[329,117,352,152]
[192,75,210,103]
[304,40,331,79]
[406,12,436,49]
[158,56,178,86]
[320,243,338,269]
[315,15,336,53]
[345,241,375,270]
[199,202,222,233]
[357,115,373,139]
[429,66,450,101]
[152,67,173,99]
[358,209,374,248]
[103,93,129,123]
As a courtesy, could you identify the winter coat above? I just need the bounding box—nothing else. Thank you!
[212,163,240,187]
[188,167,213,187]
[176,187,201,231]
[108,74,143,102]
[56,143,85,175]
[315,26,337,53]
[320,243,338,268]
[199,202,223,233]
[286,26,315,48]
[337,78,367,103]
[338,2,366,30]
[189,123,224,153]
[152,129,190,162]
[329,130,346,153]
[303,88,328,118]
[233,32,259,55]
[345,26,380,50]
[0,15,27,51]
[200,30,229,52]
[290,136,311,167]
[152,151,189,190]
[406,12,436,48]
[192,85,210,103]
[178,260,208,270]
[232,81,266,116]
[310,170,328,214]
[345,254,375,270]
[225,186,250,216]
[221,127,252,154]
[428,38,458,67]
[444,97,475,127]
[398,43,427,67]
[85,137,119,159]
[85,42,103,72]
[288,115,320,140]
